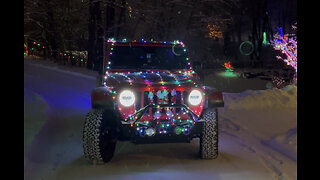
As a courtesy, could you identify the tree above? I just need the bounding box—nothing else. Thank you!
[271,23,297,79]
[24,0,89,59]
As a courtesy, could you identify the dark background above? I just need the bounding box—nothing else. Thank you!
[24,0,297,72]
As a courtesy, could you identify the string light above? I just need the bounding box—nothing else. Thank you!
[103,38,205,136]
[271,24,297,79]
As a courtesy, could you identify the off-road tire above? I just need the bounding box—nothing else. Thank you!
[83,109,117,164]
[199,108,218,159]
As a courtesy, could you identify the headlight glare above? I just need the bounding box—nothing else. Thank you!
[188,90,202,106]
[119,90,135,107]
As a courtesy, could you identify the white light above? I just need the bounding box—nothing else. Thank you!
[188,90,202,106]
[119,90,135,107]
[145,128,155,136]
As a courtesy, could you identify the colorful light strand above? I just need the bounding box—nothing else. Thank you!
[271,25,297,78]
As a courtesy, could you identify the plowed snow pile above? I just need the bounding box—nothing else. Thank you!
[224,85,297,110]
[220,85,297,179]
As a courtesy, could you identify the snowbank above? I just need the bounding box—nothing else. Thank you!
[224,85,297,110]
[221,84,297,173]
[262,128,297,162]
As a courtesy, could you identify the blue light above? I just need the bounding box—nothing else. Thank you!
[279,27,283,37]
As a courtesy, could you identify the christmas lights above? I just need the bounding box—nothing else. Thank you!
[224,61,234,72]
[206,24,223,39]
[24,39,88,64]
[271,24,297,78]
[102,38,208,136]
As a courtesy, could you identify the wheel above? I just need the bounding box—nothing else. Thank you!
[199,108,218,159]
[83,109,117,164]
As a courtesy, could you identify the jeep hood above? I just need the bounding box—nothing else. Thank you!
[104,70,200,89]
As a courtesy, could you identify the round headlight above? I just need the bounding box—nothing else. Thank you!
[188,90,202,106]
[119,90,135,107]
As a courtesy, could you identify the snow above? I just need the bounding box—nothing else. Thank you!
[24,58,296,180]
[220,85,297,179]
[24,88,49,155]
[224,85,297,110]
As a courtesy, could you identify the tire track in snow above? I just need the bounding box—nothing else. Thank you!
[220,115,295,180]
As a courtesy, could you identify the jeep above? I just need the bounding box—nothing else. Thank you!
[83,39,224,164]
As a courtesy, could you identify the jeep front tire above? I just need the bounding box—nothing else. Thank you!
[199,108,218,159]
[83,109,117,164]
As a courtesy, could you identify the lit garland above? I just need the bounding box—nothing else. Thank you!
[24,40,88,64]
[105,38,192,74]
[103,38,205,134]
[24,43,28,56]
[271,25,297,78]
[24,40,45,57]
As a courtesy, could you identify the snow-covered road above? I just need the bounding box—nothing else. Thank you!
[24,59,296,180]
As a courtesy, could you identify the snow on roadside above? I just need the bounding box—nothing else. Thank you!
[224,85,297,110]
[24,88,49,155]
[24,57,98,80]
[262,127,297,162]
[220,85,297,179]
[222,85,297,154]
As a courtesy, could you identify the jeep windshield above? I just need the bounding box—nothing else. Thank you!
[109,46,189,70]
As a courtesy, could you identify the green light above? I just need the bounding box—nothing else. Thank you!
[263,32,268,45]
[37,43,40,46]
[186,57,189,61]
[175,127,183,135]
[218,71,237,78]
[226,67,234,72]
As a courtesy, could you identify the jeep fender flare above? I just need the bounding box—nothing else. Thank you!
[91,87,116,109]
[204,86,224,109]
